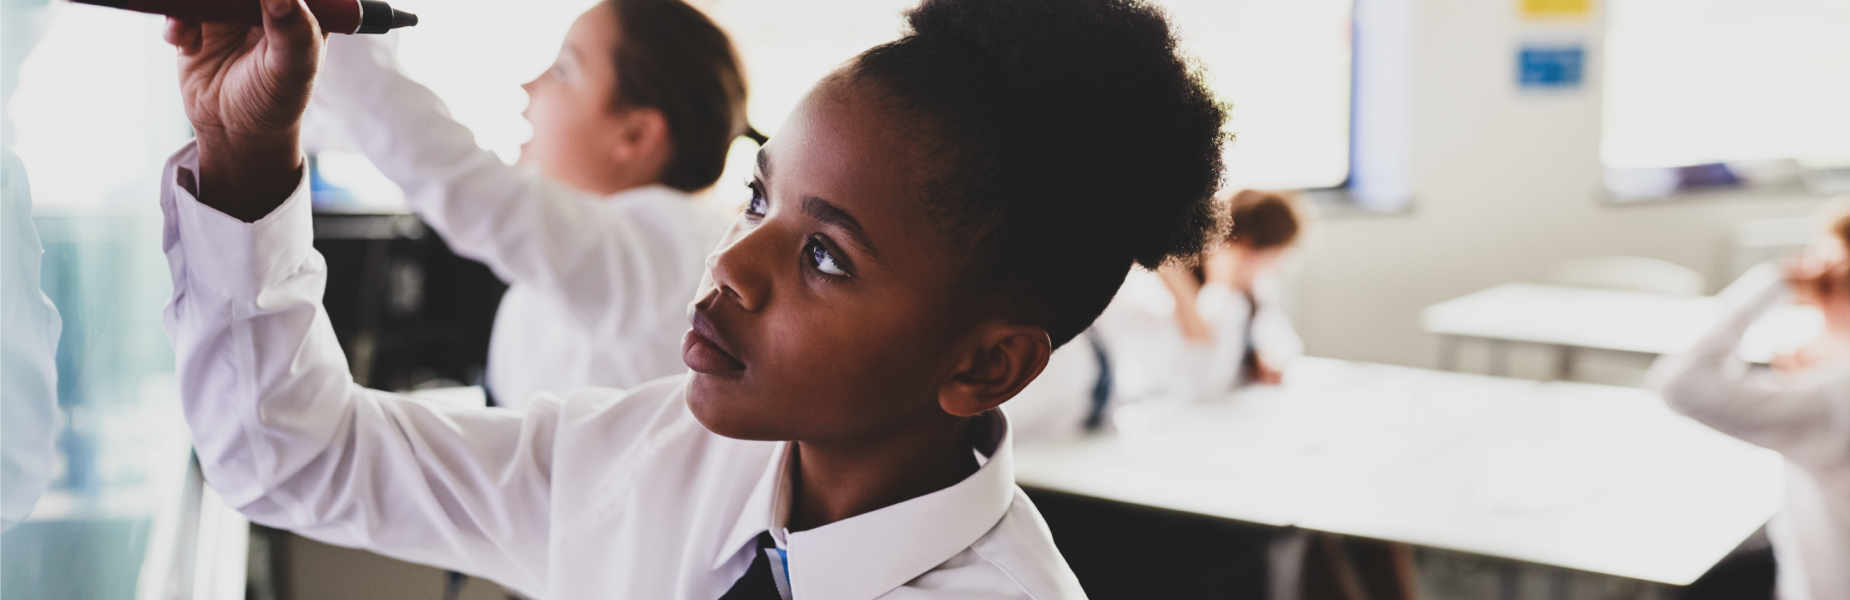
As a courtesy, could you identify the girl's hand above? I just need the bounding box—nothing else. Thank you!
[164,0,324,221]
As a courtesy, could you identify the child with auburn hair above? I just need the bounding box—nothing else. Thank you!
[157,0,1225,596]
[306,0,751,407]
[1649,201,1850,600]
[1166,188,1307,388]
[1009,189,1308,440]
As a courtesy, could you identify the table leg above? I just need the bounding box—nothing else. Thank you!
[1489,340,1511,377]
[1555,345,1577,382]
[1437,335,1461,372]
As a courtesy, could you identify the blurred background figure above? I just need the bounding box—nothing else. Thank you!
[1102,188,1308,406]
[2,0,62,534]
[1648,201,1850,600]
[1005,189,1306,443]
[2,149,62,533]
[1167,188,1308,387]
[304,0,751,408]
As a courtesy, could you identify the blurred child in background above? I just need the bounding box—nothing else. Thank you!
[1008,189,1307,442]
[1158,188,1307,388]
[306,0,751,406]
[1649,200,1850,600]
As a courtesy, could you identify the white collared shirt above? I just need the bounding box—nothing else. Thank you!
[158,144,1086,599]
[306,35,728,406]
[1647,264,1850,600]
[1098,269,1303,404]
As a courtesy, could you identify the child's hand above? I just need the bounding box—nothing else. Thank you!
[1782,245,1847,308]
[164,0,324,221]
[1249,354,1284,385]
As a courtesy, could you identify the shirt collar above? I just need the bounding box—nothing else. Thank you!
[713,411,1018,600]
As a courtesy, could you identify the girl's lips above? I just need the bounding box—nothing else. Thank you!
[683,314,745,375]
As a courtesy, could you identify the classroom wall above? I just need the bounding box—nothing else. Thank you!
[1289,0,1832,369]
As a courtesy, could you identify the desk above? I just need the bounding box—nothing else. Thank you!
[1012,358,1784,585]
[1421,283,1820,376]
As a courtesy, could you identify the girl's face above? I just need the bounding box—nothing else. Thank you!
[680,77,986,442]
[518,6,660,194]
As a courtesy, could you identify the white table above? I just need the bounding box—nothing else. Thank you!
[1420,283,1820,376]
[1012,358,1784,585]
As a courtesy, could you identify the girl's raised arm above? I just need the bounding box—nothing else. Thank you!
[163,6,561,593]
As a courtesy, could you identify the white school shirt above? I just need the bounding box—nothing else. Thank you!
[1,147,61,531]
[158,144,1085,600]
[1005,270,1305,442]
[1095,269,1303,405]
[306,35,727,406]
[1647,264,1850,600]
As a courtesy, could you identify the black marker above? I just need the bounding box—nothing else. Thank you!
[70,0,417,34]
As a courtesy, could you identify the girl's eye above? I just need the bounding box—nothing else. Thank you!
[744,182,767,218]
[550,61,571,81]
[806,239,848,277]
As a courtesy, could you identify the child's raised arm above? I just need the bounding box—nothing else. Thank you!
[162,4,556,592]
[1647,264,1850,470]
[306,35,721,342]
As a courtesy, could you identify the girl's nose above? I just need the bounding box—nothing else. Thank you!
[704,227,774,313]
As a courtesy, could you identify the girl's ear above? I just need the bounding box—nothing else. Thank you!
[609,106,670,167]
[939,323,1053,418]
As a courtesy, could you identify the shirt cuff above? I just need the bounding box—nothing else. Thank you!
[161,140,315,300]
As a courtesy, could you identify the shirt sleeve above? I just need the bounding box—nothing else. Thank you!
[1,147,61,531]
[159,141,557,595]
[1248,272,1304,364]
[1645,263,1850,471]
[1193,282,1250,394]
[307,33,710,339]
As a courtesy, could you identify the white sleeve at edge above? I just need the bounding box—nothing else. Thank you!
[1646,263,1850,469]
[159,141,556,596]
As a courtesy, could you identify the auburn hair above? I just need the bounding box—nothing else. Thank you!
[1225,189,1302,250]
[607,0,750,192]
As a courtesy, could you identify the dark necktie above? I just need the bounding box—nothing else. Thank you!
[719,532,782,600]
[1238,290,1260,386]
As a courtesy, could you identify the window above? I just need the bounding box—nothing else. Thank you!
[1603,0,1850,199]
[322,0,1359,209]
[707,0,1356,192]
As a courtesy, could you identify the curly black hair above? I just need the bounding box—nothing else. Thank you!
[849,0,1229,347]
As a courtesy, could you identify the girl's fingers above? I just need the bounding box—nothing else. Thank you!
[164,17,202,53]
[259,0,324,89]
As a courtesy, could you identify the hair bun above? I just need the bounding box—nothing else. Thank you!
[905,0,1227,269]
[850,0,1227,346]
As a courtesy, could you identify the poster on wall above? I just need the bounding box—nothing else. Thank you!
[1518,44,1586,90]
[1520,0,1593,20]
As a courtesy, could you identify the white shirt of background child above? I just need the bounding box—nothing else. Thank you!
[305,35,727,406]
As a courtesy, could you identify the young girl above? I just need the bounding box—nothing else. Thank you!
[159,0,1226,596]
[1146,188,1305,391]
[305,0,748,406]
[1007,190,1306,441]
[1649,205,1850,600]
